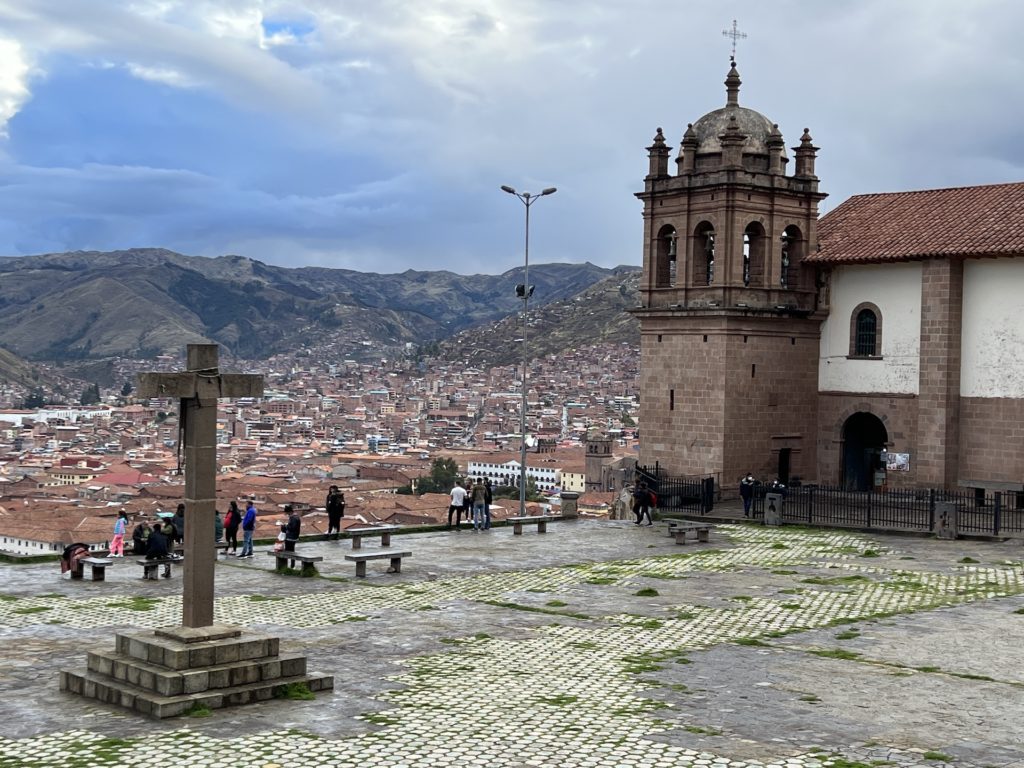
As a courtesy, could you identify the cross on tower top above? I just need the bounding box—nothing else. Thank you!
[722,19,747,63]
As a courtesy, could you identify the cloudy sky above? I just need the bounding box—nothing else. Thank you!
[1,0,1022,275]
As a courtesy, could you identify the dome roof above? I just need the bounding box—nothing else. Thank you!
[689,62,786,159]
[691,106,783,157]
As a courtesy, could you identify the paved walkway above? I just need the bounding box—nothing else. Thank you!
[1,519,1023,767]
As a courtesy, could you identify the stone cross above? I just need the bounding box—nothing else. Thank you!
[722,19,747,62]
[137,344,263,628]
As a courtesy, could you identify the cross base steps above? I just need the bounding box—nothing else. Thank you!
[60,624,333,718]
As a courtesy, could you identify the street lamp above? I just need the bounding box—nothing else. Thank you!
[500,184,557,518]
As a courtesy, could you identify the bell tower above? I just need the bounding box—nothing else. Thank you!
[631,61,827,487]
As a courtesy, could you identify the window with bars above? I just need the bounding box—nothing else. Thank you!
[854,308,878,356]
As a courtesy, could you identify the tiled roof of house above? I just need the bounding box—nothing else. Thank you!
[809,181,1024,264]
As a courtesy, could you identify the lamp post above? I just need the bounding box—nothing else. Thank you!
[500,184,557,518]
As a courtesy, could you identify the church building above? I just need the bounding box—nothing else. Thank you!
[633,61,1024,495]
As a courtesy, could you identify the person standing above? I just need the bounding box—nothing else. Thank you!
[325,485,346,540]
[239,499,257,558]
[739,473,756,518]
[461,479,472,527]
[633,483,653,526]
[110,510,128,557]
[483,478,493,530]
[284,505,301,552]
[214,508,224,543]
[171,503,186,546]
[224,500,240,555]
[471,477,487,532]
[447,481,467,530]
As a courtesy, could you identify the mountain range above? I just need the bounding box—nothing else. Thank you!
[0,249,640,375]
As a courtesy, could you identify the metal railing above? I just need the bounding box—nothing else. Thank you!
[749,484,1024,537]
[635,463,717,514]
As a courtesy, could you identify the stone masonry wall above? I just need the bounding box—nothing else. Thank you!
[639,324,726,477]
[816,392,920,489]
[916,258,964,489]
[958,397,1024,487]
[722,324,820,487]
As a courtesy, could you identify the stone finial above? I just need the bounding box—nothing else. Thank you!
[725,61,741,107]
[767,123,785,175]
[793,127,819,179]
[719,115,747,169]
[677,123,698,174]
[646,126,672,179]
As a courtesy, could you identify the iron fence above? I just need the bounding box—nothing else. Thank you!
[749,484,1024,537]
[636,464,716,514]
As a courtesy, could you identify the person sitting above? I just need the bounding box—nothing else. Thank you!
[131,521,151,553]
[60,542,91,575]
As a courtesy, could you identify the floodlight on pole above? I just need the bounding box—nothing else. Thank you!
[499,183,557,518]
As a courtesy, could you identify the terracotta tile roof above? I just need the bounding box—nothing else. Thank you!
[809,181,1024,264]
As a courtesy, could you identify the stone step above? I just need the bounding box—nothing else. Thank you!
[115,628,280,670]
[60,668,334,719]
[87,649,308,697]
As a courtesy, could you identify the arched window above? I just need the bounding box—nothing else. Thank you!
[849,303,882,357]
[693,222,715,286]
[654,225,677,287]
[780,225,803,289]
[743,222,766,287]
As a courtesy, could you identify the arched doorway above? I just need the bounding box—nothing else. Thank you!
[841,412,888,491]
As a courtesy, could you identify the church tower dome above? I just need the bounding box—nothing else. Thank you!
[686,62,787,172]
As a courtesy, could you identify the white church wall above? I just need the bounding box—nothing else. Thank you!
[819,262,922,395]
[961,259,1024,398]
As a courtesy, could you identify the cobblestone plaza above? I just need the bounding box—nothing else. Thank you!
[1,521,1023,768]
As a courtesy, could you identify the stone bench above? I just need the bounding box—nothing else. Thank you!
[347,525,400,550]
[137,556,182,580]
[71,556,114,582]
[666,520,715,545]
[344,550,411,578]
[267,551,323,576]
[173,542,230,558]
[507,515,558,535]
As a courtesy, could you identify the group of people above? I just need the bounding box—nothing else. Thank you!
[107,498,261,561]
[448,477,493,531]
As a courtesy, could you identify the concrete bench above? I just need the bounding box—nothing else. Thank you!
[344,550,411,578]
[507,515,558,535]
[267,551,323,576]
[666,520,715,545]
[137,556,182,580]
[347,525,400,550]
[71,556,114,581]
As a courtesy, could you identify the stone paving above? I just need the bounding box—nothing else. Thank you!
[1,520,1023,767]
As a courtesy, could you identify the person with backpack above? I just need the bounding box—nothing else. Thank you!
[633,482,654,526]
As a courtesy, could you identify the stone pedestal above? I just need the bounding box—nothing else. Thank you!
[560,492,580,519]
[60,624,333,718]
[935,501,959,540]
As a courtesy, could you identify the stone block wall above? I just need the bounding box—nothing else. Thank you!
[816,392,919,489]
[916,258,963,488]
[958,397,1024,487]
